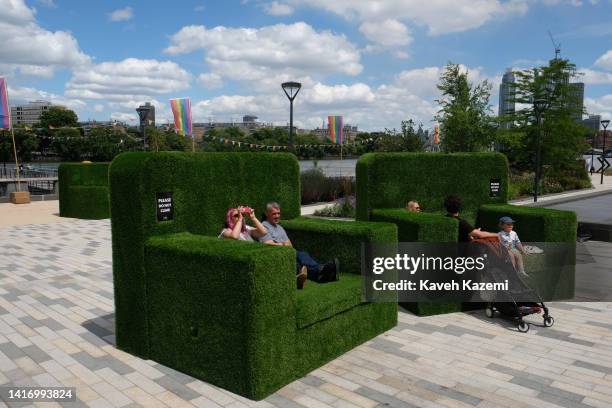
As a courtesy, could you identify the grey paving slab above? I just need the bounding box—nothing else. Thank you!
[154,375,201,400]
[355,386,420,408]
[20,345,52,364]
[369,338,419,360]
[415,379,482,406]
[537,391,592,408]
[573,359,612,375]
[264,394,304,408]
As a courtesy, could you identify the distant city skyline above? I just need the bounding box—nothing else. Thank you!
[1,0,611,131]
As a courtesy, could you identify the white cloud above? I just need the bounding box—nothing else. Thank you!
[579,68,612,85]
[595,50,612,71]
[109,7,134,22]
[585,94,612,119]
[280,0,528,36]
[188,62,499,131]
[164,22,362,81]
[197,73,223,89]
[110,112,138,123]
[359,19,412,48]
[264,1,294,16]
[303,83,375,107]
[93,104,105,112]
[66,58,191,102]
[8,85,87,112]
[0,0,90,77]
[0,0,35,24]
[194,4,205,12]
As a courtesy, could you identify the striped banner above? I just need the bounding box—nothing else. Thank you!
[328,115,343,144]
[170,98,192,136]
[0,78,10,130]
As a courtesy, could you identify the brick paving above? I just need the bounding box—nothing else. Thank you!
[1,219,612,408]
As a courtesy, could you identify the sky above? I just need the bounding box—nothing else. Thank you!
[1,0,611,131]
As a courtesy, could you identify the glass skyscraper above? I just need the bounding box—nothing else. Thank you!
[498,68,515,129]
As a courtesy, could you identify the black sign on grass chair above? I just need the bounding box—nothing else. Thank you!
[156,192,173,221]
[490,178,501,197]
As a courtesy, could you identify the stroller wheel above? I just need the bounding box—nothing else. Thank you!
[485,307,495,318]
[543,316,554,327]
[517,321,530,333]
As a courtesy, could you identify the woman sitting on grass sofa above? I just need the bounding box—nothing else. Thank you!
[219,206,268,242]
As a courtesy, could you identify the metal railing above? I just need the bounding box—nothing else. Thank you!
[0,166,58,180]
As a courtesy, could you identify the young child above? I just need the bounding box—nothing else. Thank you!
[498,216,529,276]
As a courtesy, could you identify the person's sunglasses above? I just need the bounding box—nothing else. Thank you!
[232,213,240,218]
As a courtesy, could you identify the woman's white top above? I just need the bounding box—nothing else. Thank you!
[218,225,254,242]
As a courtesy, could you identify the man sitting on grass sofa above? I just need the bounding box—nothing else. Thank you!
[259,201,339,287]
[444,194,498,242]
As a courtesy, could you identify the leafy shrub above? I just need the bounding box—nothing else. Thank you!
[313,195,356,218]
[59,162,110,219]
[509,168,592,200]
[300,167,355,204]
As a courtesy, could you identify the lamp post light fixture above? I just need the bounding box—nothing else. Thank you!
[590,133,596,175]
[533,98,549,203]
[600,119,610,185]
[281,81,302,151]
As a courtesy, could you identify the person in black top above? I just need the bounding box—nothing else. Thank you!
[444,195,498,242]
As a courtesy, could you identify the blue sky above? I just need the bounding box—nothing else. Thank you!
[1,0,611,131]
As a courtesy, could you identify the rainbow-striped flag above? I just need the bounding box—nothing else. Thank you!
[170,97,192,136]
[328,115,343,144]
[0,77,10,130]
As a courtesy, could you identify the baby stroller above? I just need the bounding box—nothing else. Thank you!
[471,237,554,333]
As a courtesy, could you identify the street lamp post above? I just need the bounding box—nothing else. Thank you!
[533,98,549,203]
[281,81,302,151]
[600,119,610,185]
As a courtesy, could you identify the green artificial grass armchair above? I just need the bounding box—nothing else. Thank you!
[109,152,397,400]
[59,162,110,219]
[356,152,577,315]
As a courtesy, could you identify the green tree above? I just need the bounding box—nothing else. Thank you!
[375,120,424,152]
[88,128,123,161]
[4,130,39,162]
[38,106,79,129]
[0,131,13,164]
[164,131,190,151]
[51,128,84,161]
[499,58,589,184]
[435,62,495,152]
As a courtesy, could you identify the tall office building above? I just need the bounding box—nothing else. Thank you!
[498,69,515,129]
[136,102,155,130]
[582,115,601,133]
[568,82,584,122]
[10,100,56,126]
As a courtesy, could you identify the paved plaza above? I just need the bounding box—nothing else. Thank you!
[1,219,612,408]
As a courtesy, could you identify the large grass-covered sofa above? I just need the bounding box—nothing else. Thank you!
[59,162,110,219]
[109,152,397,400]
[356,152,577,315]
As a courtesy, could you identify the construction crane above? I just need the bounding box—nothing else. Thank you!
[548,30,561,60]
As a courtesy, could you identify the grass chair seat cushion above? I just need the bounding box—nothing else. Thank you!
[296,273,363,329]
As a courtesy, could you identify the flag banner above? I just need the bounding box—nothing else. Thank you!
[200,131,372,150]
[0,78,10,130]
[328,116,343,144]
[433,123,440,145]
[170,98,192,136]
